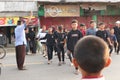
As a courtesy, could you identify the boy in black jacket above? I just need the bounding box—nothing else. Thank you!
[56,26,66,66]
[67,19,83,74]
[96,22,112,55]
[40,27,55,64]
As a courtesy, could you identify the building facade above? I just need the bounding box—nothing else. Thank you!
[0,0,120,45]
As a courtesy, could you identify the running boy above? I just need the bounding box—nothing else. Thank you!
[73,36,111,80]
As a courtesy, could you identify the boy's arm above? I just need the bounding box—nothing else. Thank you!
[39,34,47,40]
[107,37,112,46]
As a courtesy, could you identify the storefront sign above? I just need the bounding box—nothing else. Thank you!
[45,5,80,17]
[0,17,38,26]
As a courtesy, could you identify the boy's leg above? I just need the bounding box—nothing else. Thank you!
[61,45,65,63]
[47,46,51,64]
[67,50,72,62]
[48,45,54,61]
[114,42,117,52]
[117,42,120,54]
[109,45,113,55]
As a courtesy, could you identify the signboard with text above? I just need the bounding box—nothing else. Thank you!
[45,5,80,17]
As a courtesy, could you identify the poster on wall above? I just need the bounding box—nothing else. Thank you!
[45,5,80,17]
[0,17,19,26]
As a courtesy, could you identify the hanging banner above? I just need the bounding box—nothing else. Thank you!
[0,18,6,25]
[0,17,38,26]
[45,5,80,17]
[22,17,38,26]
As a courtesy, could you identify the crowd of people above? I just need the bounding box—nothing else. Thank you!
[14,15,120,79]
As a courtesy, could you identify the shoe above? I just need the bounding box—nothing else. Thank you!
[71,63,74,66]
[117,52,119,55]
[62,61,66,64]
[58,62,62,66]
[19,67,27,70]
[48,61,51,64]
[45,56,48,59]
[74,70,79,75]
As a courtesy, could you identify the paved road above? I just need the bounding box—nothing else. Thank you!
[0,51,120,80]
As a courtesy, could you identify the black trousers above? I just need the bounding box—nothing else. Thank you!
[29,40,36,53]
[15,45,26,69]
[47,45,53,60]
[67,50,74,62]
[117,42,120,54]
[109,45,113,54]
[57,44,65,62]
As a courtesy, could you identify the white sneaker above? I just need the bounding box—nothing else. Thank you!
[74,70,79,75]
[58,62,62,66]
[71,63,74,66]
[48,61,50,64]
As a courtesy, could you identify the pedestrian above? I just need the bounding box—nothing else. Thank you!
[73,36,111,80]
[14,15,31,70]
[109,28,118,54]
[67,19,83,74]
[40,27,55,64]
[79,23,86,36]
[29,28,36,54]
[86,20,96,35]
[37,25,47,57]
[56,26,66,66]
[25,27,30,55]
[96,22,112,55]
[113,21,120,54]
[52,26,58,56]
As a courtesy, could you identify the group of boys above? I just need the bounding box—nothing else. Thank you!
[15,16,117,80]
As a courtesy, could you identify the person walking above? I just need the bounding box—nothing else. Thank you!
[86,20,96,35]
[67,19,83,74]
[56,26,66,66]
[40,27,55,64]
[37,25,47,57]
[29,28,36,54]
[109,28,118,55]
[96,22,112,55]
[113,21,120,54]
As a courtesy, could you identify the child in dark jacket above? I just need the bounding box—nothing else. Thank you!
[40,27,55,64]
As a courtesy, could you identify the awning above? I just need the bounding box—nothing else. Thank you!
[1,0,120,3]
[37,0,120,3]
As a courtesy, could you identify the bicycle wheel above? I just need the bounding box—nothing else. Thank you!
[0,45,6,59]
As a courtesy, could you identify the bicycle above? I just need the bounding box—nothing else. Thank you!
[0,45,6,59]
[0,45,6,75]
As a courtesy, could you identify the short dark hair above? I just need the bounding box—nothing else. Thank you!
[58,26,62,31]
[74,36,108,73]
[98,22,104,27]
[17,20,22,25]
[71,19,78,24]
[80,23,85,27]
[90,20,95,24]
